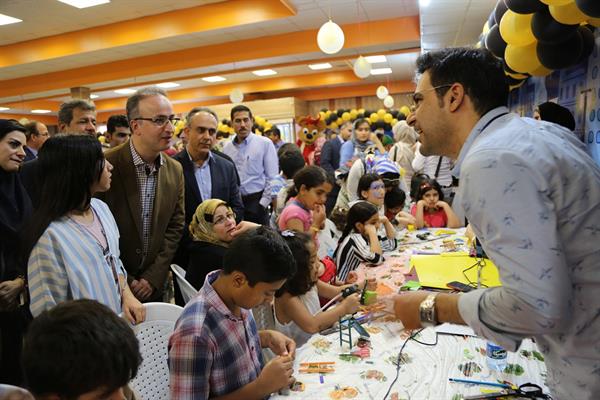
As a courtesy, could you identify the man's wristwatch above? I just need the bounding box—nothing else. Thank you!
[419,293,439,328]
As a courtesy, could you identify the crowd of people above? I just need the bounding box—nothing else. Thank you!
[0,47,598,400]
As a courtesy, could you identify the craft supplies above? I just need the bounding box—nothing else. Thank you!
[448,378,511,389]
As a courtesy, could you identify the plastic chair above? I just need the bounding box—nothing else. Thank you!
[170,264,198,304]
[129,302,183,400]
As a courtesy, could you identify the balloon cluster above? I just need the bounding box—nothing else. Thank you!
[479,0,598,90]
[214,114,272,137]
[318,106,412,131]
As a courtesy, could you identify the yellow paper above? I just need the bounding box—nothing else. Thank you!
[410,255,502,289]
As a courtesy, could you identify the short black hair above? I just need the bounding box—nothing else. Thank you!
[58,99,96,125]
[277,142,301,159]
[22,299,141,398]
[267,127,281,138]
[276,231,314,297]
[230,104,253,121]
[106,114,129,134]
[415,47,508,116]
[410,173,430,200]
[279,150,305,179]
[223,226,296,286]
[0,118,26,141]
[384,186,406,210]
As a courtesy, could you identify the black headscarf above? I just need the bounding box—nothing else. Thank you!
[537,102,576,131]
[0,119,32,280]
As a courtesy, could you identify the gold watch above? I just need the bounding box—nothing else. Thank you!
[419,293,438,328]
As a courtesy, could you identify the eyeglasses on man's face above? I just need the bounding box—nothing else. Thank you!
[410,84,452,109]
[133,115,180,127]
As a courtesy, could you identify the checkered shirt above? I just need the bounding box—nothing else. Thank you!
[129,140,163,255]
[168,270,264,400]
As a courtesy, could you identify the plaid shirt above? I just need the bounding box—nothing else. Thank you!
[168,270,264,400]
[129,140,163,255]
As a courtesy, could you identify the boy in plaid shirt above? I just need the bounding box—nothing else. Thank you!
[169,226,297,399]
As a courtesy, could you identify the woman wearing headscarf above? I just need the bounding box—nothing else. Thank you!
[389,120,418,188]
[338,118,385,169]
[186,199,258,289]
[0,119,31,384]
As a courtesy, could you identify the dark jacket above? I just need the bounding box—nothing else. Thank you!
[185,241,226,289]
[320,137,343,176]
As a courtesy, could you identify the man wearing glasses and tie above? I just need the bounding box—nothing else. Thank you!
[99,87,185,303]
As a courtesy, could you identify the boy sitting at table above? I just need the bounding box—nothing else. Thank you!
[169,227,297,400]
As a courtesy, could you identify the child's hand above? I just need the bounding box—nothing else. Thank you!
[364,224,377,236]
[258,355,295,393]
[379,215,391,225]
[264,330,296,358]
[346,271,358,284]
[312,204,326,228]
[342,293,361,314]
[436,200,448,209]
[396,212,417,227]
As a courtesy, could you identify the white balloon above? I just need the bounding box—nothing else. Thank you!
[383,95,394,108]
[317,20,345,55]
[376,85,389,100]
[229,88,244,103]
[353,56,371,78]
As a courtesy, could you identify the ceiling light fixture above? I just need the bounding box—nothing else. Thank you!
[0,13,22,25]
[0,107,10,111]
[90,94,99,99]
[57,0,110,9]
[31,109,52,114]
[370,67,393,75]
[252,69,277,76]
[156,82,180,89]
[365,55,387,64]
[114,88,136,95]
[419,0,431,7]
[308,63,332,70]
[202,76,226,83]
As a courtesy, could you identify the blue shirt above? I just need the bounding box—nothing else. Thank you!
[453,107,600,399]
[223,133,278,208]
[190,151,213,202]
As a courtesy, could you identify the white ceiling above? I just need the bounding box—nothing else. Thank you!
[0,0,497,114]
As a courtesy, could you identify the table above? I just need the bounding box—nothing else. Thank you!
[272,228,549,400]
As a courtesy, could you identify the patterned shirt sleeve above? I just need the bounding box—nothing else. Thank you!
[169,332,213,400]
[457,149,572,351]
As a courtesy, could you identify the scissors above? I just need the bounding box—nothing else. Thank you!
[463,383,551,399]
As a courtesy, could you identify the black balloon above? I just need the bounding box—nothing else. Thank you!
[390,110,399,118]
[576,25,595,64]
[506,75,526,86]
[537,30,583,69]
[488,12,496,28]
[505,0,544,14]
[397,113,406,121]
[494,0,508,25]
[486,25,507,59]
[576,0,600,18]
[532,7,578,44]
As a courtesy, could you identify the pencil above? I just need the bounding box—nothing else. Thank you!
[448,378,511,388]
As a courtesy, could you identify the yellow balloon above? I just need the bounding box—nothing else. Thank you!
[509,80,525,91]
[336,117,343,125]
[540,0,573,5]
[530,64,553,77]
[98,135,106,143]
[499,10,536,46]
[342,112,351,121]
[383,113,393,123]
[325,110,332,118]
[505,42,542,74]
[319,111,326,119]
[549,3,587,25]
[483,20,491,35]
[377,109,386,117]
[370,113,379,123]
[330,122,338,129]
[392,118,398,126]
[255,116,265,125]
[358,108,365,115]
[588,17,600,27]
[399,105,411,116]
[350,109,358,119]
[264,123,272,131]
[506,71,529,80]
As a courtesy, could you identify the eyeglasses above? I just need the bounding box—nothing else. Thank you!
[411,84,452,109]
[133,116,181,127]
[213,212,235,225]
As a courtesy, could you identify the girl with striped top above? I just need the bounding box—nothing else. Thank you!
[23,135,145,323]
[334,202,396,283]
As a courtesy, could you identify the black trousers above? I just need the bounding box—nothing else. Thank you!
[242,191,269,226]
